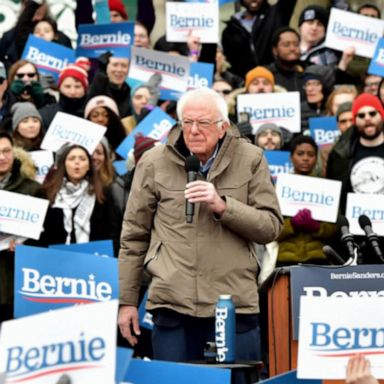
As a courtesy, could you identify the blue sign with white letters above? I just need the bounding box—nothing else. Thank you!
[21,35,76,82]
[368,37,384,77]
[14,245,118,318]
[76,22,134,58]
[116,107,175,159]
[264,151,293,183]
[49,240,114,258]
[138,290,153,330]
[260,370,321,383]
[309,116,339,147]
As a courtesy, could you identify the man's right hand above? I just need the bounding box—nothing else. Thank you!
[118,305,141,346]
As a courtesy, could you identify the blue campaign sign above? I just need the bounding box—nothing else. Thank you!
[14,245,118,318]
[309,116,339,147]
[138,290,153,330]
[264,150,293,183]
[113,160,129,176]
[290,264,384,340]
[76,22,134,58]
[116,107,175,159]
[260,370,321,383]
[21,35,76,82]
[116,347,134,383]
[49,240,114,258]
[125,359,231,384]
[368,37,384,77]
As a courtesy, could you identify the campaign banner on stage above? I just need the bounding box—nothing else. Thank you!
[125,358,231,384]
[275,174,341,223]
[346,192,384,236]
[128,47,190,101]
[290,264,384,340]
[0,300,118,384]
[41,112,106,154]
[264,151,293,183]
[116,107,173,159]
[50,240,114,258]
[21,35,76,82]
[237,92,301,133]
[76,22,134,58]
[14,245,118,317]
[325,8,384,58]
[297,296,384,379]
[0,191,48,240]
[368,37,384,77]
[261,370,321,383]
[29,150,54,184]
[309,116,339,147]
[166,2,219,44]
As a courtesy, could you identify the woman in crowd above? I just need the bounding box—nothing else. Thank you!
[38,144,119,253]
[325,85,357,116]
[84,95,126,150]
[277,135,336,265]
[92,137,115,188]
[11,101,44,151]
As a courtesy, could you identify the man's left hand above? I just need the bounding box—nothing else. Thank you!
[185,180,226,216]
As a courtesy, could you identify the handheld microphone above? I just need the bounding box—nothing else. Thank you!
[337,216,357,262]
[185,156,200,224]
[322,245,345,265]
[358,215,384,263]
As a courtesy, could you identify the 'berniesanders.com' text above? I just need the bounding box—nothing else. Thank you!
[330,272,384,280]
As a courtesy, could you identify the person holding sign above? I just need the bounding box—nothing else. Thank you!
[277,135,336,265]
[118,87,283,368]
[346,354,379,384]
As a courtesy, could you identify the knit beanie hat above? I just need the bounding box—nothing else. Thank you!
[299,5,329,27]
[352,93,384,123]
[11,102,42,131]
[58,63,89,91]
[336,101,352,120]
[255,123,283,144]
[133,133,158,164]
[108,0,128,20]
[84,95,120,119]
[245,66,275,90]
[303,65,334,96]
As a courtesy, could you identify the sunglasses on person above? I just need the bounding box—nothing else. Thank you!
[356,110,378,119]
[15,72,37,79]
[215,89,232,95]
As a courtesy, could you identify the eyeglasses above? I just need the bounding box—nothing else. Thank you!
[215,89,232,95]
[0,148,12,157]
[356,110,378,119]
[15,72,37,79]
[179,119,223,130]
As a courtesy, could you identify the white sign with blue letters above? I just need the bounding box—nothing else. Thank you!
[346,192,384,235]
[368,37,384,77]
[29,150,54,184]
[0,191,48,240]
[166,2,219,43]
[275,174,342,223]
[237,92,301,133]
[0,300,118,384]
[298,296,384,379]
[325,8,384,58]
[41,112,107,154]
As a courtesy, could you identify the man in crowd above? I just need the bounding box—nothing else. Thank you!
[327,93,384,213]
[255,123,284,151]
[245,66,276,94]
[118,88,283,368]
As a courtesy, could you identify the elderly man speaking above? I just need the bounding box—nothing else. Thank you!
[118,87,283,364]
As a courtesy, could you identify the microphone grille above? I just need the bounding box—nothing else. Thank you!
[185,155,200,172]
[358,214,371,229]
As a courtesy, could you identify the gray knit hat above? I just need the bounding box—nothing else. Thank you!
[336,101,352,120]
[255,123,283,144]
[11,102,42,131]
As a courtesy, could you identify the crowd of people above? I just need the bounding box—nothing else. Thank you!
[0,0,383,383]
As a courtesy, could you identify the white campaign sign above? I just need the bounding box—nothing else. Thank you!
[237,92,301,133]
[346,192,384,236]
[166,2,219,43]
[0,191,49,240]
[275,174,341,223]
[41,112,107,154]
[129,46,190,93]
[29,150,54,184]
[325,8,384,58]
[0,300,118,384]
[298,296,384,379]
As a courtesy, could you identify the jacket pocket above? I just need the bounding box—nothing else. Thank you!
[216,171,253,203]
[144,241,162,274]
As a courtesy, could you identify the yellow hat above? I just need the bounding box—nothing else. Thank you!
[245,66,275,90]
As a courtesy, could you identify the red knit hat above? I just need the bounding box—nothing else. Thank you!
[352,93,384,123]
[58,63,89,91]
[133,133,158,164]
[108,0,128,20]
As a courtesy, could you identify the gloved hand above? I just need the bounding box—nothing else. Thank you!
[237,121,253,137]
[98,51,113,73]
[291,209,320,233]
[30,81,44,98]
[145,73,162,106]
[10,79,26,96]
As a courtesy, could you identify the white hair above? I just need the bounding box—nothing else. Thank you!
[176,87,229,123]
